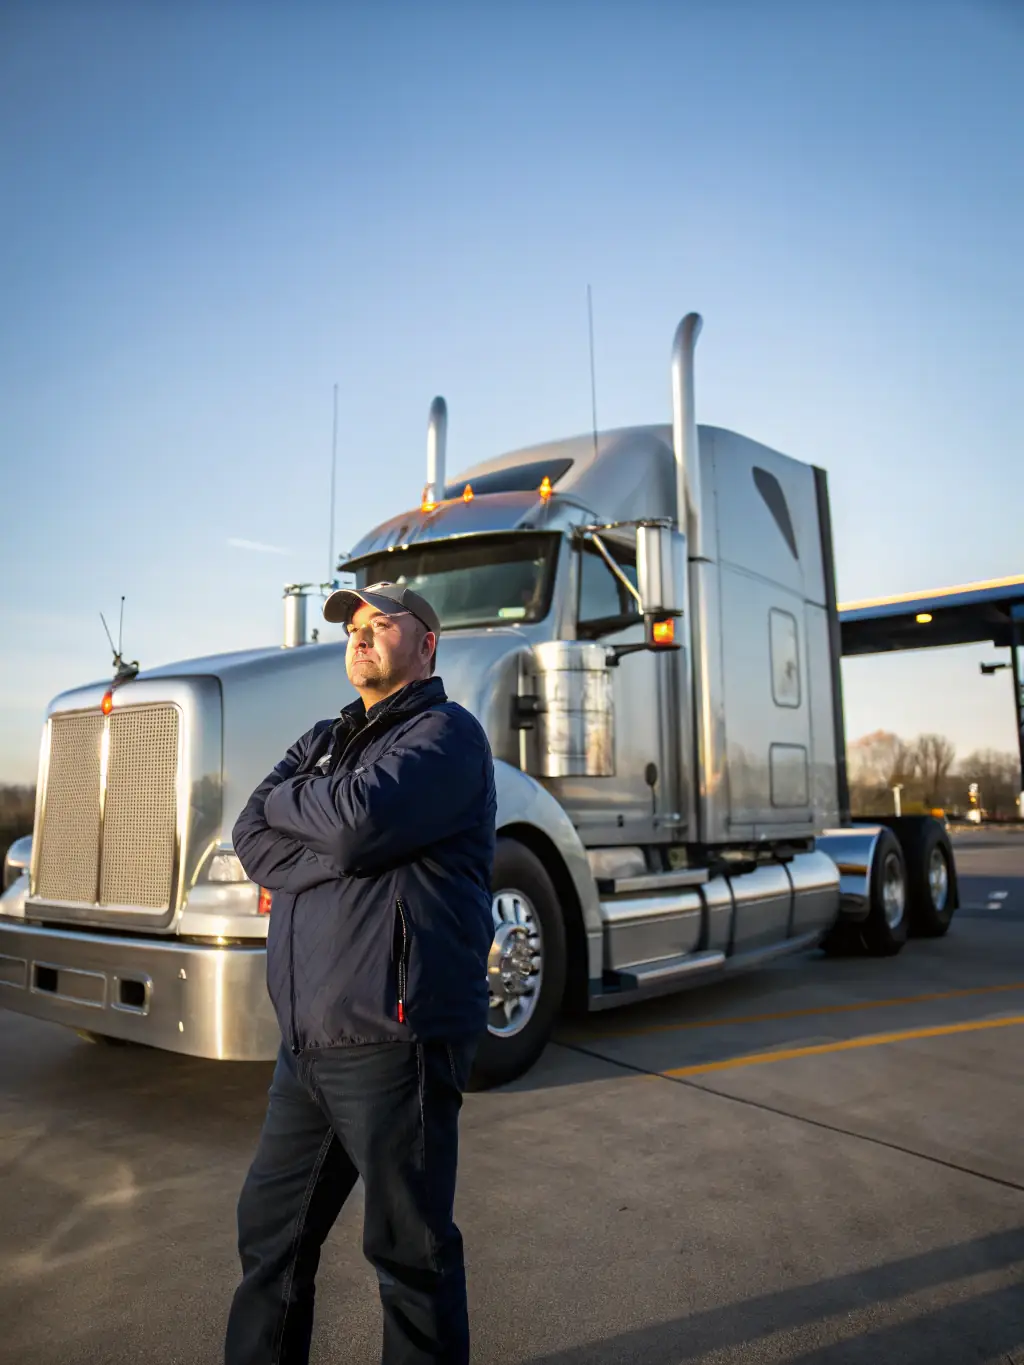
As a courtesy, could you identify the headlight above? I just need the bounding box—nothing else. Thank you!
[4,835,32,892]
[206,850,250,883]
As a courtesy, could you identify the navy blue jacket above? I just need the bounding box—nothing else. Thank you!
[231,676,497,1051]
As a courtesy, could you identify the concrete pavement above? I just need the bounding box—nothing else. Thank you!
[1,831,1022,1364]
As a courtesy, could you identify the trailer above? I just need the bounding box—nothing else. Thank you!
[0,314,958,1088]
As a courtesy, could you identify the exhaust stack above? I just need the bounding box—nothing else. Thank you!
[282,583,309,648]
[670,313,703,558]
[422,397,448,509]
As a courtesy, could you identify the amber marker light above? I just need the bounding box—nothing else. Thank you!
[916,613,933,624]
[420,485,437,513]
[462,483,474,502]
[538,476,552,501]
[652,619,675,646]
[101,691,114,715]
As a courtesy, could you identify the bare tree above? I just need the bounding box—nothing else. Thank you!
[849,731,909,786]
[913,734,956,809]
[957,749,1020,819]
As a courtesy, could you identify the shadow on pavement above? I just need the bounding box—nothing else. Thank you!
[522,1228,1024,1365]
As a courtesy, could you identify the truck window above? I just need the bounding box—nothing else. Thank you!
[577,543,641,638]
[353,533,559,631]
[769,608,801,707]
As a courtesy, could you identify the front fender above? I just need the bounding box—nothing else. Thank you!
[493,759,602,963]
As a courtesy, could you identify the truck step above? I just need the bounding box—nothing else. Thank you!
[592,950,726,1009]
[603,867,710,895]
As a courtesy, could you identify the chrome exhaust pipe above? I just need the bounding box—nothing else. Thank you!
[423,397,448,508]
[671,313,703,557]
[282,583,308,648]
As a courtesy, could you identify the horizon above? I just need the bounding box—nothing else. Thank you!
[1,1,1022,781]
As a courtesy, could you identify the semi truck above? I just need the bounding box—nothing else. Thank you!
[0,313,958,1088]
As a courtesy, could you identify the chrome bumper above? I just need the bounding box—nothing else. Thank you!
[0,918,280,1061]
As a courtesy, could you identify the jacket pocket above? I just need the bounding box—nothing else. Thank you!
[393,898,410,1024]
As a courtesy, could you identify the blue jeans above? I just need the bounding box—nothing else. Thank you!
[224,1039,477,1365]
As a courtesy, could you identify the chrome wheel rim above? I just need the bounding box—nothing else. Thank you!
[882,851,906,929]
[487,889,543,1038]
[928,847,949,910]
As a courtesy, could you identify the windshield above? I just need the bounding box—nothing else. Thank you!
[354,533,559,630]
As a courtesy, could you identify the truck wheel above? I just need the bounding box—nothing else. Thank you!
[820,921,865,957]
[468,839,567,1092]
[861,828,909,957]
[896,820,957,937]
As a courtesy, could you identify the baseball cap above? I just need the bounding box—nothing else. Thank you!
[323,581,441,638]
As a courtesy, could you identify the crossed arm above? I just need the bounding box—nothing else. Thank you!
[233,710,488,889]
[263,709,486,877]
[231,723,345,893]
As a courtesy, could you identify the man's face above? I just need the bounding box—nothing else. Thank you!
[345,600,433,700]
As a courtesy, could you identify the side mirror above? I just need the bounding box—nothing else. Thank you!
[604,522,686,665]
[636,522,685,650]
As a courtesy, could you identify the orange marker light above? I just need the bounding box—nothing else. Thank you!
[420,485,437,513]
[462,483,474,502]
[101,691,114,715]
[258,887,273,915]
[538,476,552,501]
[652,619,675,646]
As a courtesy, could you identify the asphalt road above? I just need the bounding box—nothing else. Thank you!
[1,831,1022,1365]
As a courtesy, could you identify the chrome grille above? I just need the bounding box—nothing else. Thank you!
[34,705,180,912]
[99,708,179,909]
[34,713,104,903]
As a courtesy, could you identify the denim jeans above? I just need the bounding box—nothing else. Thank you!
[224,1038,477,1365]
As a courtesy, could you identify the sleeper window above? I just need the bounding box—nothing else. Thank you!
[769,609,801,707]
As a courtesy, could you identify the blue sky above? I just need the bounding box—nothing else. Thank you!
[1,0,1022,784]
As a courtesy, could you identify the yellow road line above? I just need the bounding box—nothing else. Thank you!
[662,1014,1024,1079]
[565,981,1024,1042]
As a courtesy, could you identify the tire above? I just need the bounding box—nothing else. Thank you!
[878,817,957,938]
[468,838,567,1092]
[861,827,909,957]
[819,921,865,957]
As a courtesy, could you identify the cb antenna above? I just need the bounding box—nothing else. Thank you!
[327,381,339,589]
[99,595,139,684]
[587,284,599,460]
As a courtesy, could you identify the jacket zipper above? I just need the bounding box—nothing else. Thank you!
[396,898,409,1024]
[289,904,298,1053]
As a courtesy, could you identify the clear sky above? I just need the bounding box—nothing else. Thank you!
[1,0,1022,785]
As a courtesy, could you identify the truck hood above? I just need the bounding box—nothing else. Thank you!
[51,629,535,833]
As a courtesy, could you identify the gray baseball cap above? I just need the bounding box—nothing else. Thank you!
[323,580,441,638]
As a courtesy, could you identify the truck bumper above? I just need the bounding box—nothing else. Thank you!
[0,918,280,1061]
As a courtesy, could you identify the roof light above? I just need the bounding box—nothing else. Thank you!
[101,691,113,715]
[462,483,474,502]
[652,619,675,646]
[538,476,552,501]
[420,485,437,513]
[916,613,933,624]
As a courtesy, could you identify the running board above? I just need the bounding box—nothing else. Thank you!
[590,950,725,1010]
[589,929,826,1012]
[724,929,824,974]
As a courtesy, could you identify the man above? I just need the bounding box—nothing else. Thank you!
[225,581,497,1365]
